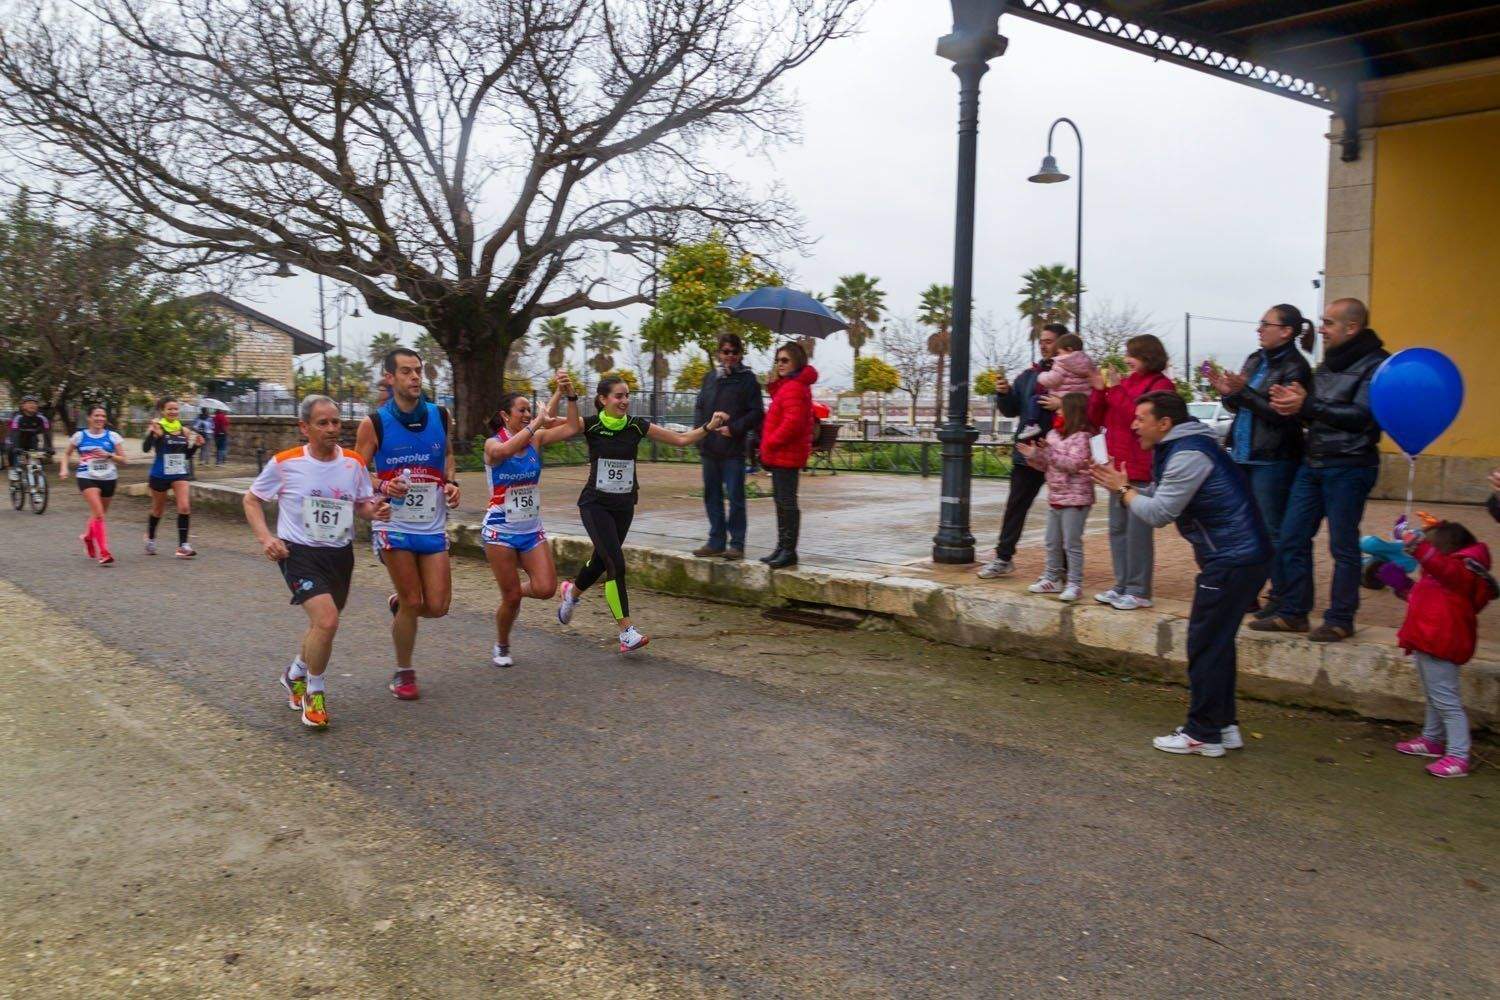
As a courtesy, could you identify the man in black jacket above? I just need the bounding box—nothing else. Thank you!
[977,323,1062,578]
[1251,298,1389,643]
[693,333,764,560]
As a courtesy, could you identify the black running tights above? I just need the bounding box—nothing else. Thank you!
[575,503,635,619]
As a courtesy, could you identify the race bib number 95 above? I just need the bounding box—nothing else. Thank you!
[596,458,634,494]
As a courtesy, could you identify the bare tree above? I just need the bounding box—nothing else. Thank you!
[974,312,1032,380]
[0,0,860,440]
[1083,298,1159,361]
[879,317,937,425]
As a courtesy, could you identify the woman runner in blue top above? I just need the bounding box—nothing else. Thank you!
[481,372,583,667]
[141,397,205,558]
[58,404,129,565]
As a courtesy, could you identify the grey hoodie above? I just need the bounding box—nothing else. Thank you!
[1125,421,1218,529]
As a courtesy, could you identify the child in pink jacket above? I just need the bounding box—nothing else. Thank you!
[1036,333,1098,398]
[1015,392,1095,601]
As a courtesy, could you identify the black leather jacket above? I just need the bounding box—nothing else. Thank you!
[1221,342,1313,463]
[1301,329,1388,468]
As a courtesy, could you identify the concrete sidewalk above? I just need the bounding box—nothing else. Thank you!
[165,461,1500,729]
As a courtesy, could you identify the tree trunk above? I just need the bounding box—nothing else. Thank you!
[934,354,945,426]
[447,333,512,451]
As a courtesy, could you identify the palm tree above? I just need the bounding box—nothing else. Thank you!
[831,273,885,363]
[367,331,404,370]
[583,320,623,374]
[412,331,447,398]
[917,283,953,425]
[537,317,576,369]
[1016,264,1081,340]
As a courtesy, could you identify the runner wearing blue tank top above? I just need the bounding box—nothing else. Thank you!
[355,347,461,701]
[481,373,583,668]
[58,405,129,565]
[142,396,206,558]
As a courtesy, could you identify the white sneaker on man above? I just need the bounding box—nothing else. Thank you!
[1220,725,1245,750]
[1027,578,1062,595]
[1110,594,1154,611]
[1153,727,1226,757]
[1059,585,1081,602]
[977,558,1014,579]
[1094,589,1121,605]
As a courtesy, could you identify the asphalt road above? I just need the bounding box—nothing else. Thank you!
[2,487,1496,998]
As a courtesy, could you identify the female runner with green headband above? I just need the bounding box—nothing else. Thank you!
[556,376,728,652]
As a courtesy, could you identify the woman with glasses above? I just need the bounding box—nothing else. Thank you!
[758,341,818,569]
[555,376,729,652]
[1213,304,1315,616]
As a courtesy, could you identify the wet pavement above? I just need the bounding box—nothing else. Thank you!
[1,479,1496,997]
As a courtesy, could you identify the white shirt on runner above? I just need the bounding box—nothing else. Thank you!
[249,445,376,548]
[70,429,125,481]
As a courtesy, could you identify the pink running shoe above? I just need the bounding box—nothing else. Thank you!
[1425,755,1469,779]
[1394,735,1445,758]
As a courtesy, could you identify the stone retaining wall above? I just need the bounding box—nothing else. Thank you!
[450,523,1499,730]
[218,416,361,466]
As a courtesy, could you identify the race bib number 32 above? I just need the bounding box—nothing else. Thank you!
[302,496,353,544]
[162,453,188,476]
[395,481,440,525]
[596,458,635,494]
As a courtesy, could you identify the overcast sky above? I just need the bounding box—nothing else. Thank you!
[242,3,1332,389]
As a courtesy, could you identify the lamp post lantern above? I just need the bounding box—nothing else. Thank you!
[932,0,1007,565]
[1028,117,1084,335]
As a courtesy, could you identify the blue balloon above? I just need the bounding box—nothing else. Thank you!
[1369,348,1464,456]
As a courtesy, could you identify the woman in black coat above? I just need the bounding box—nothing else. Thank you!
[1215,303,1315,613]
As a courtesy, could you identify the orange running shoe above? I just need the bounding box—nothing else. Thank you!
[301,690,329,729]
[279,667,306,711]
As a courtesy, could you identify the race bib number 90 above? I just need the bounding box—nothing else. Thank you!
[302,496,353,544]
[162,453,188,476]
[595,458,635,494]
[395,481,440,525]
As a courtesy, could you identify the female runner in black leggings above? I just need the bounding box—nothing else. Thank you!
[556,376,728,652]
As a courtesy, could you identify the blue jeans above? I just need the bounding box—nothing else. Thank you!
[702,454,747,550]
[1273,464,1379,628]
[1238,460,1298,600]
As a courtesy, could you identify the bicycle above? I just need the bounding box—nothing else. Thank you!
[7,448,50,514]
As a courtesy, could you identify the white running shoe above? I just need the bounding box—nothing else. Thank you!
[144,537,157,556]
[1059,585,1081,602]
[175,543,196,559]
[1110,594,1154,610]
[1094,589,1121,605]
[491,644,513,669]
[1221,725,1245,751]
[1027,578,1063,595]
[976,558,1014,579]
[557,581,578,625]
[1153,727,1226,758]
[619,626,649,653]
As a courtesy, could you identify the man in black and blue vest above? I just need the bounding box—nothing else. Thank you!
[1093,390,1272,758]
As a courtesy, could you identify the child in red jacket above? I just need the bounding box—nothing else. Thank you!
[1392,520,1497,778]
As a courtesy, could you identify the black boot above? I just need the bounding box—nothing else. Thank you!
[766,509,798,569]
[761,504,787,563]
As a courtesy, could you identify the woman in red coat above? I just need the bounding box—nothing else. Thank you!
[1081,333,1175,610]
[759,341,818,568]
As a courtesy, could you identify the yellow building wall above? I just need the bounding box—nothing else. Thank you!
[1369,111,1500,461]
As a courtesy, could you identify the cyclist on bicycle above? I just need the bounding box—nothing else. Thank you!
[6,395,52,480]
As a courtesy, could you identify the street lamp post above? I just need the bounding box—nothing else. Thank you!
[1028,117,1084,335]
[933,0,1007,565]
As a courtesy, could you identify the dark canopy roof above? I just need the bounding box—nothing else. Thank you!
[1008,1,1500,107]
